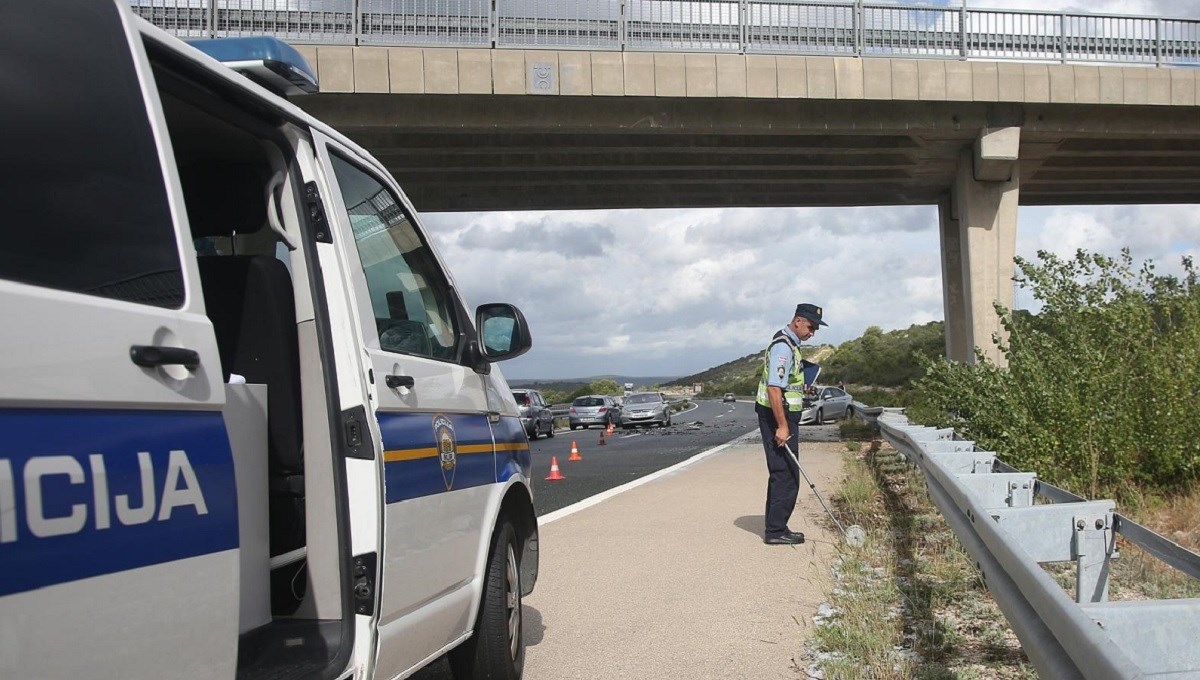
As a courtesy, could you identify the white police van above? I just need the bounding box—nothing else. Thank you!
[0,2,539,679]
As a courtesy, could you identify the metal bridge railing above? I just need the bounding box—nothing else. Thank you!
[131,1,1200,66]
[877,411,1200,679]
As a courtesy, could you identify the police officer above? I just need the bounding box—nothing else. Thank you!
[755,303,827,545]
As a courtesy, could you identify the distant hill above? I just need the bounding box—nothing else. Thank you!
[662,351,761,388]
[664,344,834,396]
[509,375,680,392]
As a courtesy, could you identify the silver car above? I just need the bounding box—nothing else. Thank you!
[512,388,555,439]
[800,385,853,425]
[619,392,672,429]
[568,395,620,430]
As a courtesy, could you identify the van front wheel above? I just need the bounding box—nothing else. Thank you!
[449,519,524,680]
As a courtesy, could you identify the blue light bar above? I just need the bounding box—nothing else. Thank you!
[187,37,318,96]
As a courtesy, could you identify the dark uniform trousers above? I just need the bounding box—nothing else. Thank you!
[757,407,801,538]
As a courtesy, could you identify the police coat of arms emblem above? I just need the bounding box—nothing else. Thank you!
[432,414,456,490]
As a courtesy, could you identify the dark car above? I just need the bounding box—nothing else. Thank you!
[568,395,620,430]
[619,392,672,428]
[722,392,736,402]
[512,389,555,439]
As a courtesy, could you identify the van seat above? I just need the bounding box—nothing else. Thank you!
[199,255,305,557]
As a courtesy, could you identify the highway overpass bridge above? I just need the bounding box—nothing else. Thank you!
[137,1,1200,364]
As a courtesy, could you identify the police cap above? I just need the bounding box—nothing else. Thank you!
[794,303,828,327]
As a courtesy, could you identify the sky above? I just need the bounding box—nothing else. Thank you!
[423,0,1200,381]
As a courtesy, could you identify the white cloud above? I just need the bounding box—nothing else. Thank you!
[426,199,1199,380]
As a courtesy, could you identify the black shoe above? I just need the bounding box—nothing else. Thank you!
[764,532,805,545]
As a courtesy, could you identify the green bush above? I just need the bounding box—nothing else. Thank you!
[565,379,623,401]
[823,322,945,388]
[908,250,1200,501]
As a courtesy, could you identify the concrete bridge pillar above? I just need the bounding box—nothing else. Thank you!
[939,127,1020,365]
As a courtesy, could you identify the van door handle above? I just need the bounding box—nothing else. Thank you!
[130,345,200,369]
[385,374,415,389]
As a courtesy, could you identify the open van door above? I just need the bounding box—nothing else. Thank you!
[0,2,239,678]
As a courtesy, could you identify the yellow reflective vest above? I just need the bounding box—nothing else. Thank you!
[755,330,808,413]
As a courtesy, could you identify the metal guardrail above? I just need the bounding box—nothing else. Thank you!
[877,411,1200,679]
[131,1,1200,66]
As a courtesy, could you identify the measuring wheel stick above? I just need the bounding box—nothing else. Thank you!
[782,442,866,547]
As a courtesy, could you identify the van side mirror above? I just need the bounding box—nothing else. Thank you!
[475,303,532,362]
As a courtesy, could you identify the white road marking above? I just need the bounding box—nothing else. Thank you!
[538,426,761,524]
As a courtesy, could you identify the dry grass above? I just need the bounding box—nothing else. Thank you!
[1109,489,1200,602]
[809,440,1036,679]
[811,438,1200,678]
[1134,491,1200,551]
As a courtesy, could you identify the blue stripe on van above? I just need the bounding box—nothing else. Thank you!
[493,415,531,483]
[378,412,529,503]
[0,409,238,597]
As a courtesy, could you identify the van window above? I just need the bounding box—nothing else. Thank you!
[329,152,459,361]
[0,2,184,308]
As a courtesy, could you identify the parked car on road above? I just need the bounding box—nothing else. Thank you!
[569,395,621,430]
[800,385,854,425]
[513,388,555,439]
[619,392,672,428]
[722,392,736,403]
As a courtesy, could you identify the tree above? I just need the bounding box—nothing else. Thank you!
[567,378,622,401]
[909,250,1200,500]
[823,322,944,387]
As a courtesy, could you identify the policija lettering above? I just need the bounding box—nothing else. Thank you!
[0,450,208,542]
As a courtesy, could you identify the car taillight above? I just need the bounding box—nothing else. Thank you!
[598,407,607,413]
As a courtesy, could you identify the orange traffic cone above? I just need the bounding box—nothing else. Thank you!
[598,429,607,446]
[568,441,582,462]
[545,456,565,481]
[605,422,615,437]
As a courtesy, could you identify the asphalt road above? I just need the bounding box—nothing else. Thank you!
[527,399,761,516]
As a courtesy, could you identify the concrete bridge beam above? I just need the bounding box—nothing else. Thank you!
[942,130,1021,365]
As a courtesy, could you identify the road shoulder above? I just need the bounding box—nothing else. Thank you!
[522,439,846,679]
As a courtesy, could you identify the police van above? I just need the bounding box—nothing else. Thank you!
[0,2,539,679]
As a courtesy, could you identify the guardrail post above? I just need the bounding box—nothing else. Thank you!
[1060,12,1068,63]
[1156,17,1163,66]
[353,0,362,46]
[959,1,968,59]
[490,0,499,49]
[619,0,627,50]
[1073,512,1113,603]
[855,0,865,56]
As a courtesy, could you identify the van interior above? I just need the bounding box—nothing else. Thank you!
[147,39,351,680]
